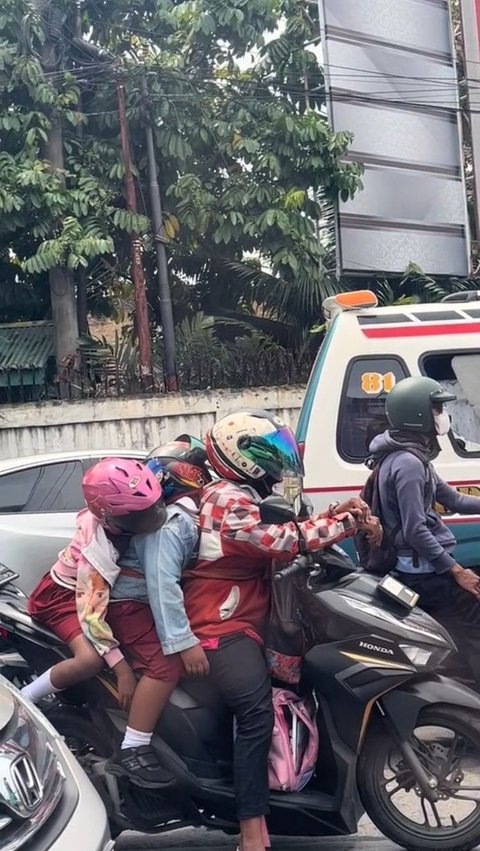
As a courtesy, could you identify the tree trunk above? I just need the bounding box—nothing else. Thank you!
[34,0,80,398]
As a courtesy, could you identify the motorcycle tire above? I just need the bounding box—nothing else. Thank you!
[358,706,480,851]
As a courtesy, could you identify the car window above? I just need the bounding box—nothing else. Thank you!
[337,356,409,462]
[0,462,84,514]
[421,351,480,456]
[81,455,144,475]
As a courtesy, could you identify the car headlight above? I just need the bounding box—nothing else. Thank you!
[0,675,63,741]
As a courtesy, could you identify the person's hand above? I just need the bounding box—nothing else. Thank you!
[114,661,137,711]
[336,497,371,524]
[181,644,210,677]
[359,516,383,547]
[450,564,480,600]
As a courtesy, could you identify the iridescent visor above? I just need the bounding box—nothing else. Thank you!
[252,427,305,478]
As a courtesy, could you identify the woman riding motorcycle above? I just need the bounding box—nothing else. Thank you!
[181,409,379,851]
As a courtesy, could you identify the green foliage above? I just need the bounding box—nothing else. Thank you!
[164,312,315,390]
[0,0,367,389]
[369,264,480,307]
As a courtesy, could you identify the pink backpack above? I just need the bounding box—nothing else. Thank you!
[268,688,319,792]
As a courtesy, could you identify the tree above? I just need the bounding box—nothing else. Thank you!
[86,0,362,337]
[0,0,363,379]
[0,0,148,370]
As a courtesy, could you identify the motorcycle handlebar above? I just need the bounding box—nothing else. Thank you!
[274,556,309,581]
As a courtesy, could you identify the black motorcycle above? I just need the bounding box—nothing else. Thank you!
[2,497,480,850]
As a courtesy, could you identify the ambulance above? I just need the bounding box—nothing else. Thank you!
[296,291,480,567]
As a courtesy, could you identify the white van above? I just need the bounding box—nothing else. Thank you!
[296,291,480,567]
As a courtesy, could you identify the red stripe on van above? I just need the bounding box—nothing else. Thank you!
[362,322,480,339]
[304,486,360,493]
[304,482,480,494]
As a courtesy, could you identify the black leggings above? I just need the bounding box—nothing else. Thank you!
[206,633,274,820]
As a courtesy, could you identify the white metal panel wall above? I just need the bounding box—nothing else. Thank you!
[319,0,470,276]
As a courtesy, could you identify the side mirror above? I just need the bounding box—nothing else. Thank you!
[259,495,296,525]
[298,494,314,519]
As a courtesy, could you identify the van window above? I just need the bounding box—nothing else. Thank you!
[338,357,409,462]
[421,351,480,455]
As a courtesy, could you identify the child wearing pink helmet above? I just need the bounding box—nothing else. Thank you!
[22,456,180,785]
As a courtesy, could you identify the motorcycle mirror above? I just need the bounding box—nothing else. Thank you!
[298,494,314,518]
[259,495,296,525]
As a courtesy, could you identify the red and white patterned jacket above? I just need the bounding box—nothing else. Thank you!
[182,480,356,646]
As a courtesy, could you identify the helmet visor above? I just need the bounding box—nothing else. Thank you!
[108,499,167,535]
[430,388,456,405]
[248,426,304,481]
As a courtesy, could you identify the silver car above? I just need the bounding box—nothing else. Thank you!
[0,674,114,851]
[0,450,144,594]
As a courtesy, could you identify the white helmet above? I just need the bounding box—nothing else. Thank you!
[205,409,304,485]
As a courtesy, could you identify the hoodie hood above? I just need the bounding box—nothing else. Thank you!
[368,430,435,464]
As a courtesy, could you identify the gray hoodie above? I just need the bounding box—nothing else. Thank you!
[369,431,480,573]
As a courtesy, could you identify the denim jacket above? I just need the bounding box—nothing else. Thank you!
[110,505,199,655]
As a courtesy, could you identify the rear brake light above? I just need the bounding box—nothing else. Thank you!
[298,442,305,460]
[0,628,8,641]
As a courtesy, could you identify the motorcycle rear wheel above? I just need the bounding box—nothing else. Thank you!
[358,706,480,850]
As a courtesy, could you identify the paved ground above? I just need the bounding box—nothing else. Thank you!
[115,805,480,849]
[117,826,396,850]
[115,731,480,849]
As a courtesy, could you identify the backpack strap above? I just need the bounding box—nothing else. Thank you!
[373,448,430,565]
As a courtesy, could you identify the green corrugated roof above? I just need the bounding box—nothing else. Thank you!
[0,322,54,372]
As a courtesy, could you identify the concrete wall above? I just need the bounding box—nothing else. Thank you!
[0,385,307,460]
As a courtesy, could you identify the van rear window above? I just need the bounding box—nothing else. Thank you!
[338,356,409,462]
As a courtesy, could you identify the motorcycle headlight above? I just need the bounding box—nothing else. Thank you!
[339,595,447,642]
[399,644,451,668]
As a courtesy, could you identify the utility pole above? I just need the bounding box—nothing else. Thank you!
[74,0,88,336]
[116,73,154,391]
[141,76,178,391]
[32,0,80,398]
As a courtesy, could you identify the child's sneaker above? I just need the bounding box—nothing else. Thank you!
[108,745,176,788]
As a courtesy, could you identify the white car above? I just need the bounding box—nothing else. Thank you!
[0,674,114,851]
[0,450,144,594]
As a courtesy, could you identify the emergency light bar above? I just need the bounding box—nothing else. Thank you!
[322,290,378,323]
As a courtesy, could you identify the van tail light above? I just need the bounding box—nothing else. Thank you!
[298,442,305,460]
[0,628,8,642]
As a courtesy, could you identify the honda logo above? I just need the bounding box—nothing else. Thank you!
[10,755,43,811]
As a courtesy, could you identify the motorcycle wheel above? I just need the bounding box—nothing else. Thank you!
[358,706,480,851]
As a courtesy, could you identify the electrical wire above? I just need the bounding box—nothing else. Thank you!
[14,14,480,117]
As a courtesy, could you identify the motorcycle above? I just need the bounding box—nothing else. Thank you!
[2,497,480,850]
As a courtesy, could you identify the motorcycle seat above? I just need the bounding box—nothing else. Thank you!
[0,600,65,646]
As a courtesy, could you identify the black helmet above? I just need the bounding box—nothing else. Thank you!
[385,376,456,435]
[146,435,211,503]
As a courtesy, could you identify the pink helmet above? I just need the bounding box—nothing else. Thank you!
[82,457,162,519]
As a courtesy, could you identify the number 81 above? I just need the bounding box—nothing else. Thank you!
[360,371,396,395]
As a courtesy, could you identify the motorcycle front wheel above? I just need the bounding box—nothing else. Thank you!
[358,706,480,851]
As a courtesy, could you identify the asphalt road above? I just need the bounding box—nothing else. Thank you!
[115,804,480,850]
[116,826,397,850]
